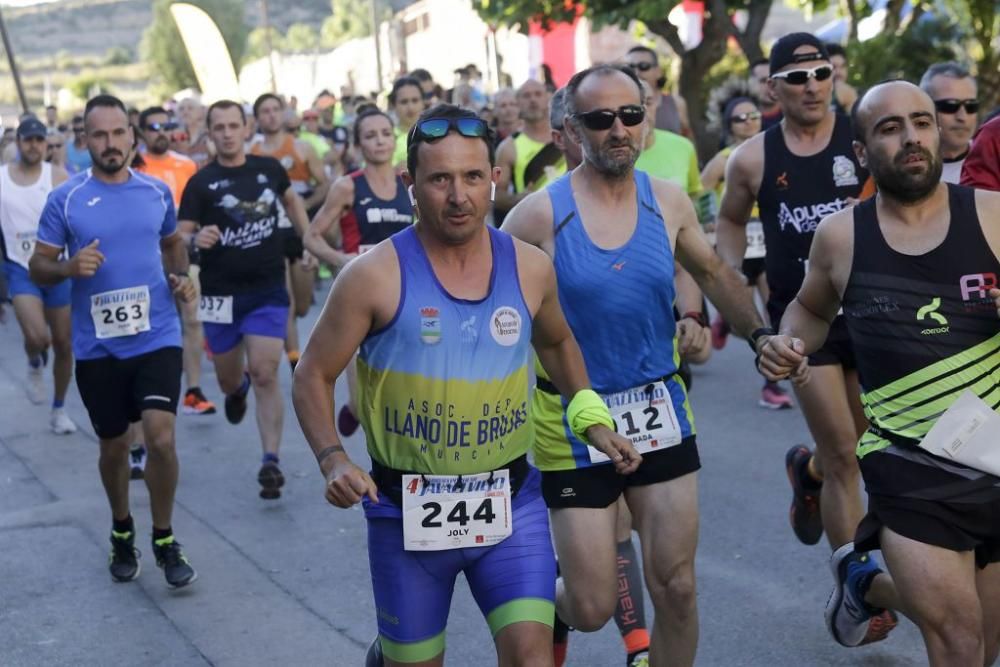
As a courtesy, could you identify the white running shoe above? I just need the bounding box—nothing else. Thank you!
[26,365,46,405]
[50,407,78,435]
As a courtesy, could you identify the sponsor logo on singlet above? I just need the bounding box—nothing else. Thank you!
[421,307,442,344]
[777,198,848,233]
[490,307,521,346]
[960,272,998,312]
[833,155,859,187]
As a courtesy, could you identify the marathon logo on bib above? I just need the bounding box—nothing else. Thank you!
[777,198,847,234]
[490,307,521,346]
[421,307,442,345]
[833,155,859,187]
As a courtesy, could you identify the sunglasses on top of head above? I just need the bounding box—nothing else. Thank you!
[573,105,646,131]
[412,117,489,141]
[770,64,834,85]
[626,61,656,72]
[934,98,979,114]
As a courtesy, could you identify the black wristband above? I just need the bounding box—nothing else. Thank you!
[748,326,776,354]
[681,311,708,328]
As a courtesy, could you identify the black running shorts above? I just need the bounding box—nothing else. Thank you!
[856,493,1000,569]
[75,346,182,440]
[541,436,700,509]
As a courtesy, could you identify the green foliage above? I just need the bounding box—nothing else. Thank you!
[246,27,284,60]
[845,16,965,91]
[285,23,320,53]
[104,47,134,67]
[141,0,248,92]
[67,74,110,100]
[320,0,383,49]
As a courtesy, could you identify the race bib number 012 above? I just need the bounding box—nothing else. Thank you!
[90,286,151,339]
[402,469,512,551]
[197,295,233,324]
[588,381,683,464]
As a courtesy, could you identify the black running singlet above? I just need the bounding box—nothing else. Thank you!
[757,114,867,315]
[340,171,414,254]
[843,184,1000,500]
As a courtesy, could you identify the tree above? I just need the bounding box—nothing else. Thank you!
[473,0,774,155]
[246,26,285,60]
[141,0,248,92]
[285,23,320,53]
[320,0,381,49]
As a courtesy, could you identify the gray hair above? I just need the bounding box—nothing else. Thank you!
[549,88,568,130]
[919,62,973,93]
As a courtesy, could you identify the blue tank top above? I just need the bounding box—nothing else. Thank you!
[357,225,534,475]
[548,170,678,392]
[341,170,413,254]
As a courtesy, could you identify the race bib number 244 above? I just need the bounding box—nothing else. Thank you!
[402,470,512,551]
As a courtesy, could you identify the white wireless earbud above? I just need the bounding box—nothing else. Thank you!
[490,181,496,202]
[408,185,416,206]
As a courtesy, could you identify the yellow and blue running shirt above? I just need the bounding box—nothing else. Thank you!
[357,225,533,474]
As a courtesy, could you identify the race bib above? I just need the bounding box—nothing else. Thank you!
[588,381,683,464]
[197,295,233,324]
[744,221,766,259]
[11,230,36,266]
[402,469,512,551]
[90,286,151,339]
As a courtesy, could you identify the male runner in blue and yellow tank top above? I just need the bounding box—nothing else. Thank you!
[503,65,767,667]
[760,80,1000,665]
[292,104,639,667]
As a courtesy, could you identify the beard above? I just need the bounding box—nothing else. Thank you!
[91,149,127,175]
[149,136,169,155]
[871,145,943,204]
[582,133,640,178]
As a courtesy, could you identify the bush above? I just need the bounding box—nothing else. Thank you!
[846,17,967,91]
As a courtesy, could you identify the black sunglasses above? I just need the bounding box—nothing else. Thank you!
[144,121,178,132]
[934,98,979,115]
[626,61,656,72]
[412,117,489,141]
[730,111,762,123]
[770,65,834,85]
[573,105,646,131]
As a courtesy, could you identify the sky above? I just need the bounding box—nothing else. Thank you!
[0,0,60,6]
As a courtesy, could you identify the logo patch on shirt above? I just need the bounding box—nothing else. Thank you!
[360,197,373,206]
[775,172,789,190]
[86,197,101,207]
[460,316,478,344]
[490,307,521,346]
[833,155,859,187]
[420,307,441,345]
[257,173,268,185]
[917,296,949,335]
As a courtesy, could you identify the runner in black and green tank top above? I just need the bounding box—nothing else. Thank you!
[758,81,1000,663]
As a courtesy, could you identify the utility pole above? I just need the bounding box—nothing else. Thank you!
[0,4,28,114]
[370,0,383,93]
[260,0,278,92]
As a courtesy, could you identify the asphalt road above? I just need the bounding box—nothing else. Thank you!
[0,284,927,666]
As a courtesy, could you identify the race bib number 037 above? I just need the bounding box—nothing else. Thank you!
[90,285,151,339]
[402,469,512,551]
[588,381,683,464]
[197,295,233,324]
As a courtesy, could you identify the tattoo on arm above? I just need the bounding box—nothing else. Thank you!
[316,444,345,466]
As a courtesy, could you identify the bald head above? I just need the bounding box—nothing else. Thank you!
[853,80,936,144]
[517,79,550,123]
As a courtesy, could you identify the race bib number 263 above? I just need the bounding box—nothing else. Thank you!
[402,470,512,551]
[89,286,151,339]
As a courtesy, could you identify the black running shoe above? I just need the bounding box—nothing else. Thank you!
[258,461,285,500]
[152,536,197,589]
[224,376,249,425]
[365,637,384,667]
[109,530,140,582]
[785,445,823,545]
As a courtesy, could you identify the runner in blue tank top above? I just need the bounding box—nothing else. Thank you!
[293,104,638,667]
[30,95,198,589]
[503,65,767,667]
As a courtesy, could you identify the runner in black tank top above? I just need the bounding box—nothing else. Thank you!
[716,34,898,644]
[757,80,1000,660]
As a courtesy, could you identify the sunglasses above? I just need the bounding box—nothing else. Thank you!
[412,117,489,141]
[626,61,656,72]
[573,105,646,131]
[770,65,834,85]
[730,111,762,123]
[144,122,178,132]
[934,98,979,114]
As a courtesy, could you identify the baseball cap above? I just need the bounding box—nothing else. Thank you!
[769,33,830,75]
[17,118,47,140]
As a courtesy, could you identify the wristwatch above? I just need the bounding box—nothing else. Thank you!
[748,326,776,354]
[681,311,708,328]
